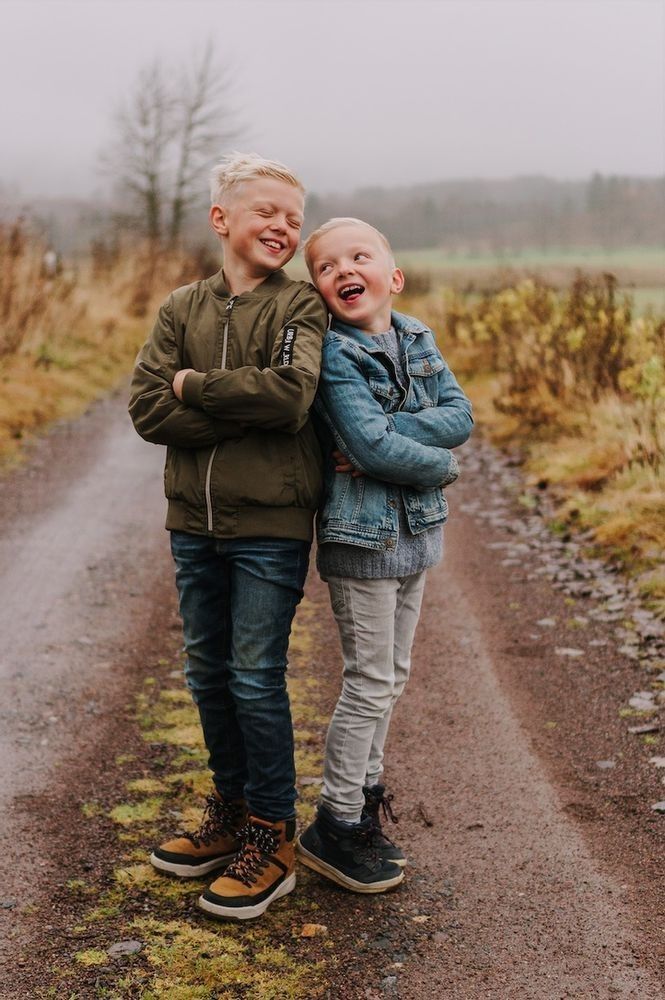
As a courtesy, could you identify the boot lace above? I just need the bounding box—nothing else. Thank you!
[181,793,238,848]
[365,787,399,825]
[351,822,384,868]
[224,821,280,887]
[364,787,399,846]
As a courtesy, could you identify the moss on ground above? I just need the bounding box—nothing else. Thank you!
[45,596,331,998]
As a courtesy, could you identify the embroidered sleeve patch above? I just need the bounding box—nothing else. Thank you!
[278,325,298,366]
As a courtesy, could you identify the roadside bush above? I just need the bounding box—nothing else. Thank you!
[0,220,214,463]
[0,221,82,358]
[409,272,664,469]
[402,271,664,604]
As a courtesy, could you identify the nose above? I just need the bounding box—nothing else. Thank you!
[269,215,287,233]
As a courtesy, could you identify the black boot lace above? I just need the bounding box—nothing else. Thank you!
[365,786,399,825]
[181,793,238,848]
[364,787,399,846]
[224,821,280,887]
[350,822,384,868]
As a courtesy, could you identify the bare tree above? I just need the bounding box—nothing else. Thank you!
[102,45,238,244]
[107,60,174,242]
[169,42,236,242]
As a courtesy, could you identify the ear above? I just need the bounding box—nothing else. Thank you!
[390,267,405,295]
[209,203,229,238]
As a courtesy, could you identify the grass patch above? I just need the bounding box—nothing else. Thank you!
[109,798,163,826]
[126,778,170,795]
[74,949,108,967]
[42,598,331,997]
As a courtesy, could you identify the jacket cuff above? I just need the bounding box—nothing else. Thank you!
[181,371,207,408]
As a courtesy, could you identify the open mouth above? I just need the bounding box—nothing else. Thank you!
[339,284,364,302]
[260,239,284,252]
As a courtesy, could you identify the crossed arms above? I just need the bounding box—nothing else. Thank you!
[315,338,473,490]
[128,288,328,447]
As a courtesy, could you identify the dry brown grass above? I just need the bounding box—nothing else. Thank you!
[402,273,665,610]
[0,223,209,464]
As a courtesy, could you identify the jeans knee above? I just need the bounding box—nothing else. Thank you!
[228,666,287,707]
[338,682,394,720]
[183,657,225,702]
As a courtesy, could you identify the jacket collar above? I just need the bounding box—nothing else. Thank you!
[206,267,293,300]
[330,310,431,350]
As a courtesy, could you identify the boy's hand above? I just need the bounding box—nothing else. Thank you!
[333,449,363,477]
[173,369,196,401]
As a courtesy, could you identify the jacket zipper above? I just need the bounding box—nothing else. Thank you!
[396,340,412,412]
[204,295,237,532]
[220,295,236,370]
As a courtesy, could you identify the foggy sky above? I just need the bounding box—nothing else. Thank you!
[1,0,663,200]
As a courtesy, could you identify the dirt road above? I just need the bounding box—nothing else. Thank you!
[0,394,663,998]
[0,393,173,940]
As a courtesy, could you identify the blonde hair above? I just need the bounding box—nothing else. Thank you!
[209,152,304,205]
[302,217,393,275]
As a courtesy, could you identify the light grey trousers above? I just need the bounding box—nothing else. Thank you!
[320,572,427,822]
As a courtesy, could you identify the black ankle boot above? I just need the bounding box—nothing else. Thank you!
[296,805,404,893]
[362,784,406,868]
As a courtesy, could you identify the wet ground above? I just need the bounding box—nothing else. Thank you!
[0,394,663,998]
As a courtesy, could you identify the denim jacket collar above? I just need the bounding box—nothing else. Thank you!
[331,310,430,352]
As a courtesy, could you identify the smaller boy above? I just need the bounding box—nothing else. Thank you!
[296,218,472,892]
[129,154,327,920]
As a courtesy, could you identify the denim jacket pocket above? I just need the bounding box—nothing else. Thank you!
[368,375,398,410]
[408,350,445,409]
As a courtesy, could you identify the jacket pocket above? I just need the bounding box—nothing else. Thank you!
[368,375,399,410]
[210,432,299,508]
[294,421,324,509]
[405,485,449,528]
[164,447,202,505]
[407,350,444,409]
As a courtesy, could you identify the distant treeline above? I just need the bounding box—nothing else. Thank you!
[1,173,663,256]
[303,174,665,253]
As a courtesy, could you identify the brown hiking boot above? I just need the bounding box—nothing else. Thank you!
[150,791,246,878]
[198,815,296,920]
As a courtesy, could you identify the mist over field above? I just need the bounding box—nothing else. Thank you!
[1,0,663,232]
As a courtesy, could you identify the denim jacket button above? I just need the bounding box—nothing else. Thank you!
[388,499,396,508]
[384,539,395,549]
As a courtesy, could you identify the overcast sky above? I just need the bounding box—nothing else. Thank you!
[1,0,663,200]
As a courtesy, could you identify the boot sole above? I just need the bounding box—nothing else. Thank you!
[295,838,404,893]
[197,872,296,920]
[149,850,237,879]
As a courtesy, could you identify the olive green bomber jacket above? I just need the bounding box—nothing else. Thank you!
[128,268,328,541]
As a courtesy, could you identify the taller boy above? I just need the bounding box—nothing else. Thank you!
[129,154,327,920]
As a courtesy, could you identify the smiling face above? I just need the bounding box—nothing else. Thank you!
[308,224,404,334]
[210,176,304,288]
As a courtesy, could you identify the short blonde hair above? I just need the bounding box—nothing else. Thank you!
[209,152,305,205]
[302,217,393,275]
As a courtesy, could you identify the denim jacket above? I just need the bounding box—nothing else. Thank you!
[314,310,473,550]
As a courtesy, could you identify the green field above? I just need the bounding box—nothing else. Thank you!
[288,246,665,313]
[393,246,665,270]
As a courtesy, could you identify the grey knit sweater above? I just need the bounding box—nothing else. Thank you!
[317,328,443,581]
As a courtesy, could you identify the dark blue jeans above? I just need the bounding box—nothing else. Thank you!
[170,531,310,821]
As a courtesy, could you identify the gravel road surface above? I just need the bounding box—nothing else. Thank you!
[0,394,662,998]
